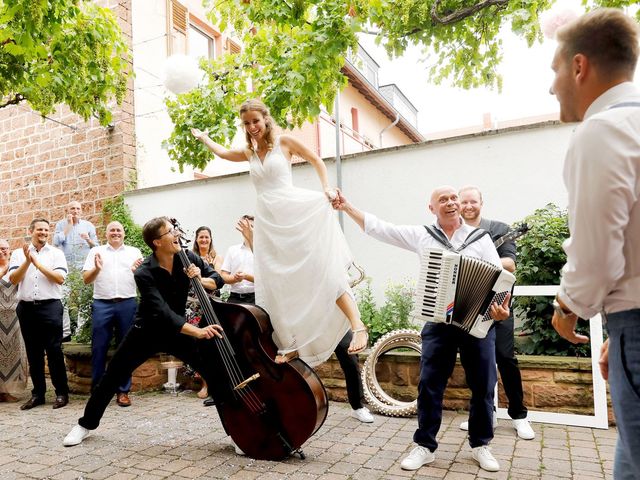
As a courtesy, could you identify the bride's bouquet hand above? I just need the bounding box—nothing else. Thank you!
[324,187,338,202]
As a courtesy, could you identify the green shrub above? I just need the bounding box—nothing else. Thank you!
[356,279,418,345]
[514,203,591,357]
[64,268,93,343]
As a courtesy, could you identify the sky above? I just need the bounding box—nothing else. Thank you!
[357,1,640,135]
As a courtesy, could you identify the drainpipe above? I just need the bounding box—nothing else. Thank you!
[334,91,344,229]
[379,111,400,148]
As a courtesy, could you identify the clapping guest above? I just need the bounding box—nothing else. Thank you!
[82,222,143,407]
[9,219,70,410]
[0,239,28,402]
[221,216,255,305]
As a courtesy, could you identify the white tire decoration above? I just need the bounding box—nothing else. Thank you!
[362,328,421,417]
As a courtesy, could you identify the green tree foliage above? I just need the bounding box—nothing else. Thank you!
[0,0,131,125]
[514,204,590,356]
[166,0,637,171]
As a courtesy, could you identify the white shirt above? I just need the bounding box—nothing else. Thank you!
[8,243,68,301]
[221,243,255,294]
[83,243,142,300]
[364,213,501,267]
[558,82,640,318]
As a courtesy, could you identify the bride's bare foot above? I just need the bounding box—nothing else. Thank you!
[275,351,299,364]
[348,327,369,354]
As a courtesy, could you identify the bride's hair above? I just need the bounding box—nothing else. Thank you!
[239,99,275,152]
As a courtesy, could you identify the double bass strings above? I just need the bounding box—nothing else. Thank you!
[177,248,264,414]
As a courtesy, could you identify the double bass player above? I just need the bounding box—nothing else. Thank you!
[63,217,226,446]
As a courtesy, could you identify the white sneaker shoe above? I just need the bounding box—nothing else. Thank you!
[231,441,245,456]
[459,411,498,431]
[63,425,90,447]
[400,445,435,470]
[352,407,374,423]
[472,445,500,472]
[512,418,535,440]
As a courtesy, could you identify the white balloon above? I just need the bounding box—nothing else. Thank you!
[163,54,204,94]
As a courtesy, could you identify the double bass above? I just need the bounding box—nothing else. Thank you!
[172,219,328,460]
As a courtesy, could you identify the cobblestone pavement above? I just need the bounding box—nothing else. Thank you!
[0,389,615,480]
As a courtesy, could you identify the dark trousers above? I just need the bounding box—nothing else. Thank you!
[414,322,496,451]
[494,314,527,419]
[16,299,69,398]
[91,298,137,393]
[334,330,364,410]
[227,292,256,305]
[79,324,228,430]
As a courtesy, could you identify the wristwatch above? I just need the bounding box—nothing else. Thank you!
[552,298,574,319]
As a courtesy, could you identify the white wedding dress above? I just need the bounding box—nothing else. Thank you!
[249,137,352,366]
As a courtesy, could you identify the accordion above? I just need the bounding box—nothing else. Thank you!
[412,248,516,338]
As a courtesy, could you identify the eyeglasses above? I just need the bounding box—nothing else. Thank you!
[157,227,179,239]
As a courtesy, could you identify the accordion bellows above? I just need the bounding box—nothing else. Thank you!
[412,248,516,338]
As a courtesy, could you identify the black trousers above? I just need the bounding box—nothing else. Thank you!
[227,292,256,305]
[494,315,527,419]
[16,299,69,398]
[334,330,364,410]
[79,324,228,430]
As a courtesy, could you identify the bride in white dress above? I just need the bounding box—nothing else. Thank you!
[191,99,368,366]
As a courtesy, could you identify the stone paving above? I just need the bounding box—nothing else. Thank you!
[0,388,616,480]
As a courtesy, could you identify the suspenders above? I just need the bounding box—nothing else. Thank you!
[423,225,489,253]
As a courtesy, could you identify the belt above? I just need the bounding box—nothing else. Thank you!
[96,298,134,303]
[20,299,59,306]
[229,292,255,299]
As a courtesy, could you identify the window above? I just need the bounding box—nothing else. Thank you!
[189,25,215,60]
[167,0,188,55]
[351,108,359,133]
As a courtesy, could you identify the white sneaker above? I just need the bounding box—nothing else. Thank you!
[232,441,245,456]
[352,407,374,423]
[63,425,90,447]
[472,445,500,472]
[459,411,498,431]
[400,445,435,470]
[512,418,535,440]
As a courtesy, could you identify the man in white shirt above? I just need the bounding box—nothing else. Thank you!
[221,215,255,305]
[83,221,143,407]
[333,185,510,473]
[9,219,70,410]
[548,9,640,479]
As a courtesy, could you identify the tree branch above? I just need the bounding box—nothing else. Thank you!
[430,0,510,25]
[0,94,25,109]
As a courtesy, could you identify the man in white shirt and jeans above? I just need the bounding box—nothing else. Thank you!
[83,221,143,407]
[333,185,510,472]
[221,215,256,305]
[549,9,640,479]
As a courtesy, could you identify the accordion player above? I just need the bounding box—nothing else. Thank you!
[412,248,516,338]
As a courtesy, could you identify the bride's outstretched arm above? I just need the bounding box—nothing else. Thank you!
[280,135,334,197]
[191,128,249,162]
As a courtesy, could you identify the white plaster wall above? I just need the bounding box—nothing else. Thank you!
[124,121,574,302]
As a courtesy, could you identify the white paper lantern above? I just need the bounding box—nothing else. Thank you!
[163,54,204,94]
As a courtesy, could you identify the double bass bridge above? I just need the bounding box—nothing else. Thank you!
[234,373,261,391]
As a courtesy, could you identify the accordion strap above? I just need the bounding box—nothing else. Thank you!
[423,225,489,253]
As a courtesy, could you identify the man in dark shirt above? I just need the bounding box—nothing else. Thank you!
[459,186,535,440]
[63,216,225,446]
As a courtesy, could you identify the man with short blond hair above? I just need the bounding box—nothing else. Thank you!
[54,200,98,270]
[83,221,143,407]
[549,8,640,478]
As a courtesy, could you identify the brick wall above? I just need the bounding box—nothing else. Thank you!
[0,0,135,247]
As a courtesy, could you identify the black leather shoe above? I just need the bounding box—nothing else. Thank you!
[203,396,215,407]
[20,396,45,410]
[52,395,69,409]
